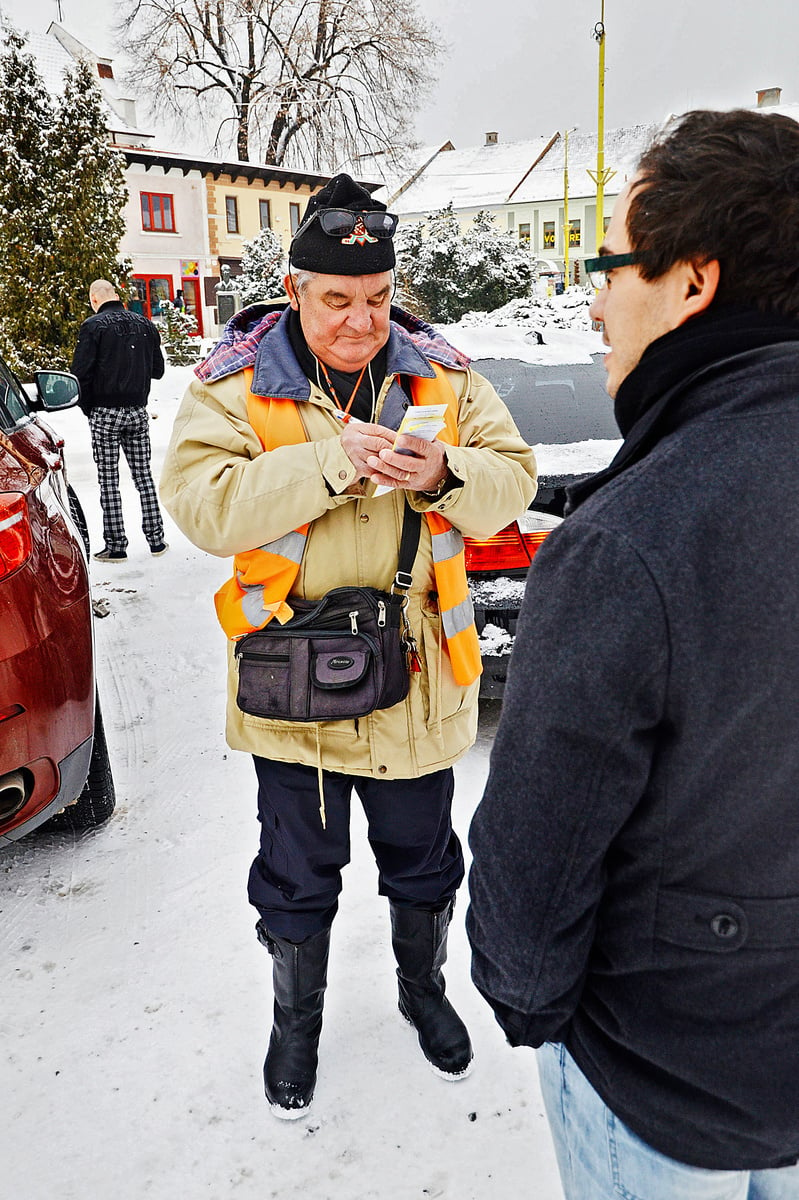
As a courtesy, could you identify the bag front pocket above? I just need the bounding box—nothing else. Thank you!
[237,640,295,719]
[236,628,381,721]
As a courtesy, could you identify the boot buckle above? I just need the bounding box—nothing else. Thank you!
[255,919,281,957]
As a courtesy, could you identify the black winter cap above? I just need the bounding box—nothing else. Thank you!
[289,173,396,275]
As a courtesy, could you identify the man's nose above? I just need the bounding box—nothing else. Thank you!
[589,290,605,324]
[345,304,372,332]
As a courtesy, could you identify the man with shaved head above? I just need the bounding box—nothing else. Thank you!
[71,279,168,561]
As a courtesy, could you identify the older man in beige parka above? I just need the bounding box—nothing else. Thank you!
[160,173,536,1119]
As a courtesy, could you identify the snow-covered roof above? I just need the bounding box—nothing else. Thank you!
[391,134,559,216]
[24,24,153,145]
[335,143,455,207]
[508,123,662,204]
[749,101,799,125]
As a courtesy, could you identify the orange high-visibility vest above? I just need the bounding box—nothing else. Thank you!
[215,364,481,686]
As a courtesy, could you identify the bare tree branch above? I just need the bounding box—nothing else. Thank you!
[116,0,440,167]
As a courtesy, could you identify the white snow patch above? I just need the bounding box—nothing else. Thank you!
[442,292,607,366]
[478,623,514,657]
[533,438,621,477]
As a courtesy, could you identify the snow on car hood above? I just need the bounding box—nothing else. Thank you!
[534,437,621,482]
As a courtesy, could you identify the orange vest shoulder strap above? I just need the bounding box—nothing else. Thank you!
[243,367,306,451]
[409,363,460,444]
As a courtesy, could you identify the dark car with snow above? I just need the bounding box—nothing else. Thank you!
[0,359,115,845]
[465,354,620,699]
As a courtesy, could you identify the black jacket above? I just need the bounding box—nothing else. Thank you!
[71,300,164,414]
[467,317,799,1171]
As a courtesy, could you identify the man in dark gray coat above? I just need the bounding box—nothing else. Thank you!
[468,108,799,1199]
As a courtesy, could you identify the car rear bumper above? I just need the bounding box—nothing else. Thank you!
[471,578,525,701]
[0,736,93,845]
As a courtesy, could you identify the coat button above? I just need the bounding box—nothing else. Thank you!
[710,913,739,939]
[360,513,369,523]
[338,470,348,480]
[378,765,387,774]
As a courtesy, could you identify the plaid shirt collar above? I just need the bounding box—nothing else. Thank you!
[195,302,470,390]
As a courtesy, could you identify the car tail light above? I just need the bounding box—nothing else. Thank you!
[464,510,562,573]
[0,492,33,578]
[464,523,531,572]
[517,509,562,558]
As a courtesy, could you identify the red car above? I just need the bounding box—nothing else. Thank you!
[0,358,114,845]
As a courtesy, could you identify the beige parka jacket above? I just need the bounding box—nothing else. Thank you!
[160,307,537,779]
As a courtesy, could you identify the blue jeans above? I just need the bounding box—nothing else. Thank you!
[537,1042,799,1200]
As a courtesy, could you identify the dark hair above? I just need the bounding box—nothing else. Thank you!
[627,109,799,318]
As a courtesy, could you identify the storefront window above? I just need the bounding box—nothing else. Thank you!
[130,276,172,320]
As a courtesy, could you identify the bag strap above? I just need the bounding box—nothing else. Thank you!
[393,501,422,594]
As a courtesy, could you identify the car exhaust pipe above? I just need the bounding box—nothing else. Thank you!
[0,770,28,821]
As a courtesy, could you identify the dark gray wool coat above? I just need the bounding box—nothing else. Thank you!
[468,318,799,1172]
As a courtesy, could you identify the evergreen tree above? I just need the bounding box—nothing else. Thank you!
[395,203,465,324]
[396,204,533,325]
[0,25,56,376]
[47,57,129,369]
[463,211,534,316]
[237,227,286,305]
[0,30,128,376]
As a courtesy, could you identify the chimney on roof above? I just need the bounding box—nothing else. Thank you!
[757,87,782,107]
[485,131,498,146]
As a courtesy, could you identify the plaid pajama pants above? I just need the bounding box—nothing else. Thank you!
[89,406,164,553]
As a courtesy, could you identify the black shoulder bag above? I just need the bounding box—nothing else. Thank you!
[235,504,422,722]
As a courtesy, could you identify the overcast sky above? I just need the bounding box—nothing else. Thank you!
[1,0,796,151]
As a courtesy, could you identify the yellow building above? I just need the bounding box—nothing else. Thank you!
[205,160,331,268]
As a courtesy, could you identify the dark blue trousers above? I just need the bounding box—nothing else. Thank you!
[248,757,464,941]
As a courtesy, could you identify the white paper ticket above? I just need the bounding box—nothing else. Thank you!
[373,405,448,496]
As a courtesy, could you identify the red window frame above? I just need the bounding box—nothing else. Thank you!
[141,192,176,233]
[130,275,173,320]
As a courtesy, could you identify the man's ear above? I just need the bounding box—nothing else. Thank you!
[677,258,720,324]
[284,274,299,311]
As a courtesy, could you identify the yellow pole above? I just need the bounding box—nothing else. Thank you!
[587,1,615,254]
[563,129,570,287]
[595,0,606,252]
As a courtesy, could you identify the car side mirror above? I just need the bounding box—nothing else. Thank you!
[34,371,81,411]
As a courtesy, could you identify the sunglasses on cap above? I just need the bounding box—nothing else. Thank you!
[302,208,398,239]
[583,252,646,290]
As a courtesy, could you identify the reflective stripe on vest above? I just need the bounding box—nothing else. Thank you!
[214,364,482,686]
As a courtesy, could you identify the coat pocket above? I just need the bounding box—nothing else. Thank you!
[418,603,467,728]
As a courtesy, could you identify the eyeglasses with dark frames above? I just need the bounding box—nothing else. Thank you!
[583,252,646,290]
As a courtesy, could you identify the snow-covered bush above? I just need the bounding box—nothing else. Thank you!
[236,227,286,305]
[395,204,534,323]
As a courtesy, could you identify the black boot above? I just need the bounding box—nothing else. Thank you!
[256,921,330,1119]
[389,900,474,1080]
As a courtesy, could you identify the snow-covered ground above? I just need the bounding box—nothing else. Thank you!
[1,316,606,1199]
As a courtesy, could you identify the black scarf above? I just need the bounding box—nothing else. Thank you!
[566,307,799,514]
[288,308,388,423]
